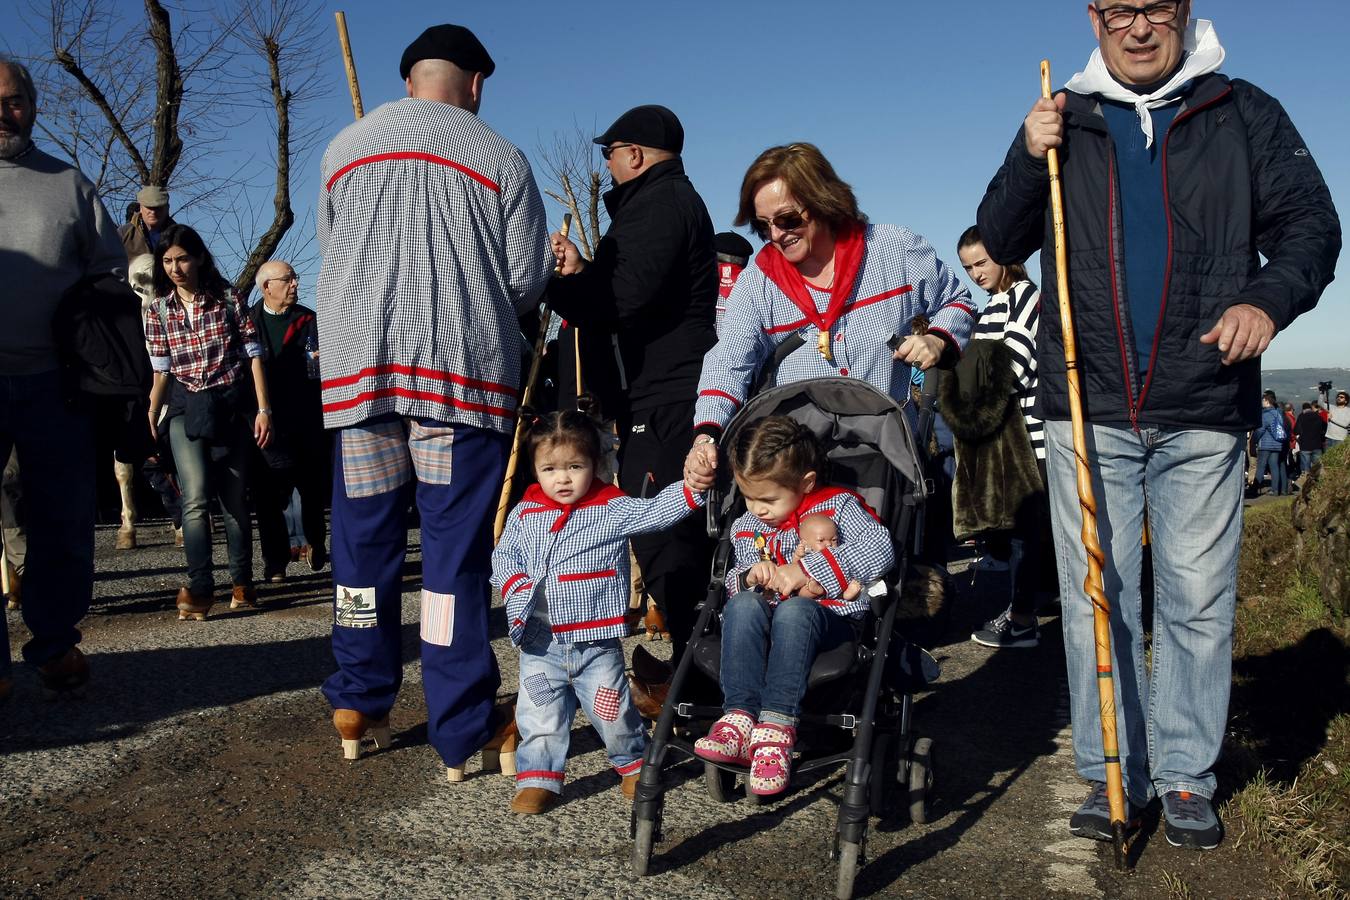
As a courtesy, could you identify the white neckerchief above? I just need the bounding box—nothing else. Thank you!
[1064,18,1225,148]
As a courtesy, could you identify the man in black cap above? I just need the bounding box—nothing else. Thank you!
[547,104,718,663]
[714,230,754,337]
[317,24,551,781]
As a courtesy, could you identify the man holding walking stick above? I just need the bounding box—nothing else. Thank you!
[978,1,1339,851]
[316,24,552,775]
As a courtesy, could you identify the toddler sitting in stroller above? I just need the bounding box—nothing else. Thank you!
[694,416,894,796]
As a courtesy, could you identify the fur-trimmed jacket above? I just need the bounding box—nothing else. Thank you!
[940,340,1043,540]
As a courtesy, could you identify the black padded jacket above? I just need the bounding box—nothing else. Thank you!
[977,73,1340,432]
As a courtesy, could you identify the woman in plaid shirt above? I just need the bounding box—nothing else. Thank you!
[144,224,272,621]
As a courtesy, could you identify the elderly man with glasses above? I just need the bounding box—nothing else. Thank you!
[977,0,1340,850]
[546,104,720,665]
[248,260,329,583]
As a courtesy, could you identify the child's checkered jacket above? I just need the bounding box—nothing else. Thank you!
[493,480,704,645]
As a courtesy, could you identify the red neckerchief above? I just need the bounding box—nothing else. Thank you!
[520,481,625,532]
[754,222,866,336]
[779,485,878,536]
[281,310,314,348]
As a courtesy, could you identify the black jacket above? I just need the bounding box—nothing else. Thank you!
[546,158,718,414]
[247,302,327,469]
[978,73,1340,431]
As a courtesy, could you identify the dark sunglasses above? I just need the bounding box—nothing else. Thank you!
[600,143,636,160]
[752,208,808,237]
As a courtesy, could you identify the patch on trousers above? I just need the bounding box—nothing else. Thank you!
[420,590,454,646]
[523,673,557,708]
[592,686,621,722]
[408,420,454,485]
[335,585,377,628]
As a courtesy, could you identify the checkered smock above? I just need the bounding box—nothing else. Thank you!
[727,488,894,619]
[145,287,261,391]
[695,224,974,431]
[492,481,704,645]
[317,98,553,432]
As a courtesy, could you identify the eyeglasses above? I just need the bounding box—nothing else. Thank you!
[752,208,808,238]
[1094,1,1182,33]
[600,143,636,160]
[265,273,298,286]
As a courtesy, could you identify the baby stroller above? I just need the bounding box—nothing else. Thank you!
[630,376,942,899]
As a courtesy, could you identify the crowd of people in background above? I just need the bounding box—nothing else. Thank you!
[0,0,1342,863]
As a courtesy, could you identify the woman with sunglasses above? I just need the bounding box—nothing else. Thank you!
[685,142,975,483]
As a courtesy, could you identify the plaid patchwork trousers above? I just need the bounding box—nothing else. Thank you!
[321,415,509,767]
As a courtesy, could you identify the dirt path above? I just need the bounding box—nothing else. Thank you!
[0,524,1291,898]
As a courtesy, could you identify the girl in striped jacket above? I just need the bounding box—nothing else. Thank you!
[694,417,893,796]
[491,411,703,815]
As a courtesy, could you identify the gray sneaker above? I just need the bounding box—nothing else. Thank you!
[1069,782,1142,841]
[1162,791,1222,850]
[971,608,1039,649]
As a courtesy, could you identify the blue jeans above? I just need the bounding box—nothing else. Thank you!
[1299,449,1323,473]
[168,414,254,596]
[1254,448,1287,495]
[720,591,856,726]
[514,610,645,793]
[1044,420,1244,802]
[0,371,95,677]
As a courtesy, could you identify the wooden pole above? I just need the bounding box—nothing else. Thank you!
[334,12,364,119]
[1041,59,1129,869]
[495,214,572,543]
[573,328,584,405]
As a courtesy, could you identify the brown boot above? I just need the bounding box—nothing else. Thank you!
[230,584,259,609]
[510,787,559,815]
[629,644,672,720]
[622,772,640,801]
[333,708,392,760]
[175,587,213,621]
[115,526,137,550]
[447,701,519,782]
[37,646,90,698]
[5,561,19,610]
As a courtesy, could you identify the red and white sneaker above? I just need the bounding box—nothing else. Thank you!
[748,722,796,796]
[693,710,755,765]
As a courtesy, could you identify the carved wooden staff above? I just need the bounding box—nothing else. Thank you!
[1041,59,1129,869]
[494,214,572,543]
[334,12,363,119]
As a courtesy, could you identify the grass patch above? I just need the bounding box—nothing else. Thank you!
[1225,445,1349,897]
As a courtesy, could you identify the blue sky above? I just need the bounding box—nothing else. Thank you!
[14,1,1349,369]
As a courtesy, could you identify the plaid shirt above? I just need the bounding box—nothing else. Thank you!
[492,480,703,645]
[145,286,261,391]
[695,224,974,431]
[317,98,553,433]
[727,487,894,619]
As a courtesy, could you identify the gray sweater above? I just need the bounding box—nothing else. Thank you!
[0,144,126,375]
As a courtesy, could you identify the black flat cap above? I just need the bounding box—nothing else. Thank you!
[593,105,684,154]
[715,232,753,263]
[400,24,495,80]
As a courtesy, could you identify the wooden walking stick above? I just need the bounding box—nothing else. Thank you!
[334,11,364,119]
[1041,60,1130,870]
[494,213,572,543]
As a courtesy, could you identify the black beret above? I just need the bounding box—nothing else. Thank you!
[715,232,753,263]
[593,105,684,155]
[400,24,495,80]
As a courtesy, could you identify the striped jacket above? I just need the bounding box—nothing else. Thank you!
[727,487,894,619]
[316,98,554,433]
[972,280,1044,459]
[493,480,704,645]
[695,224,974,430]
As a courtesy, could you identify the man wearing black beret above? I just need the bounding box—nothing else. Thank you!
[546,105,718,665]
[316,24,552,783]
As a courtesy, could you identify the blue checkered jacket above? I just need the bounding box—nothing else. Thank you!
[317,98,554,433]
[493,480,704,645]
[727,488,894,619]
[695,224,974,430]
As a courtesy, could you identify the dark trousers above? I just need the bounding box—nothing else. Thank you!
[0,371,95,675]
[255,448,329,572]
[985,458,1057,616]
[617,398,715,659]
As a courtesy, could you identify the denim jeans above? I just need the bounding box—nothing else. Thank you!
[0,371,95,677]
[168,414,254,596]
[514,610,646,793]
[1299,449,1323,473]
[1044,420,1244,802]
[1254,448,1287,495]
[720,591,857,726]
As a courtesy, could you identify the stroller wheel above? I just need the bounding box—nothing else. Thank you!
[908,737,935,824]
[834,839,861,900]
[632,817,656,876]
[703,762,737,803]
